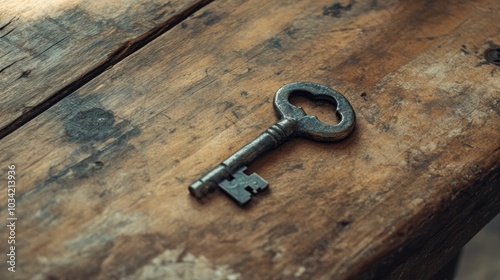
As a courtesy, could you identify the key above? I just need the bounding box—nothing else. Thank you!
[189,82,356,205]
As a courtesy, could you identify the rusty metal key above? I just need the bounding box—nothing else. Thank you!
[189,82,356,205]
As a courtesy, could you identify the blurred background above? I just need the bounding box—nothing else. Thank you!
[457,214,500,280]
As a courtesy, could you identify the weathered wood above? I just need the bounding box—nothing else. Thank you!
[1,0,499,279]
[0,0,212,136]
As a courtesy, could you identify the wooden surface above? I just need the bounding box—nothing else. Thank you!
[1,0,499,279]
[0,0,210,135]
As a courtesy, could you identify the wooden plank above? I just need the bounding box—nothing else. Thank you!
[1,0,499,279]
[0,0,212,136]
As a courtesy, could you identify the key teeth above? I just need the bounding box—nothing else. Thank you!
[218,167,268,205]
[248,174,268,192]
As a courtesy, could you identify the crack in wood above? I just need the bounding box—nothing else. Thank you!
[0,57,26,74]
[0,17,16,31]
[32,36,68,59]
[0,27,15,39]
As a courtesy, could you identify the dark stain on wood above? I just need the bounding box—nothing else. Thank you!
[286,163,304,172]
[17,69,32,79]
[323,2,354,18]
[285,27,300,39]
[266,37,283,49]
[64,108,117,142]
[460,44,470,55]
[20,124,141,203]
[195,10,211,18]
[204,14,221,26]
[338,220,351,228]
[415,36,438,41]
[93,161,104,169]
[195,10,221,26]
[218,101,234,113]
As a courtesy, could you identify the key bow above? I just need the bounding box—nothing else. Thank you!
[274,82,356,142]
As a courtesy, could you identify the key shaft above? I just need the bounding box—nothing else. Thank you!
[189,118,295,198]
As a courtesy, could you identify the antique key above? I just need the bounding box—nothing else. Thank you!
[189,82,355,205]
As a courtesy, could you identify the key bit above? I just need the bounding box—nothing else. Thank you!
[219,167,268,205]
[189,82,356,206]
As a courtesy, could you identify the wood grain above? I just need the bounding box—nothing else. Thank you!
[1,0,499,279]
[0,0,212,136]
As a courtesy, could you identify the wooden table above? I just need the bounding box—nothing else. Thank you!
[1,0,499,279]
